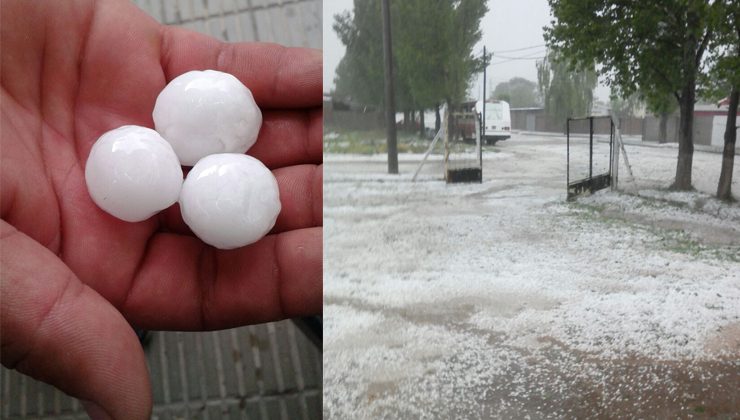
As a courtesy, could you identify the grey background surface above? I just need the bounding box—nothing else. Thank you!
[1,0,322,419]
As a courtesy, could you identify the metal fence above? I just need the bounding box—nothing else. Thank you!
[566,116,614,200]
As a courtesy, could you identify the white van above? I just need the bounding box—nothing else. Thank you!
[476,100,511,145]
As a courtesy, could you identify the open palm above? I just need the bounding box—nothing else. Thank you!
[0,1,322,418]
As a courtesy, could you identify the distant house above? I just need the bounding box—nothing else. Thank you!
[694,103,740,147]
[508,101,738,146]
[717,96,733,108]
[510,107,548,131]
[626,103,739,146]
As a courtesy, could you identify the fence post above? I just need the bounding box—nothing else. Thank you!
[589,117,593,182]
[566,118,570,195]
[611,118,619,191]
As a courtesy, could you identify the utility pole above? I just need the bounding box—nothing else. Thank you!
[481,45,486,167]
[381,0,398,174]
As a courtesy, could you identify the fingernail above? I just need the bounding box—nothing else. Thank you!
[81,400,114,420]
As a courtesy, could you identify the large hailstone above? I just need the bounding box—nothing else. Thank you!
[153,70,262,166]
[179,154,281,250]
[85,125,183,222]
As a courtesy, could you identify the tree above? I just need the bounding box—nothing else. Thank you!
[333,1,385,106]
[545,0,718,190]
[439,0,489,106]
[701,0,740,200]
[491,77,539,107]
[645,93,679,144]
[717,89,739,200]
[393,0,450,135]
[611,89,676,143]
[609,90,643,119]
[536,51,597,125]
[495,92,512,103]
[334,0,488,134]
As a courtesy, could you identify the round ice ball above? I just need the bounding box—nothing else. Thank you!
[152,69,262,166]
[85,125,183,222]
[179,154,281,250]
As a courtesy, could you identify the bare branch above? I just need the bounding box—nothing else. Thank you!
[696,28,713,68]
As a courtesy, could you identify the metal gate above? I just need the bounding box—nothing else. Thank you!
[445,109,483,183]
[566,116,614,200]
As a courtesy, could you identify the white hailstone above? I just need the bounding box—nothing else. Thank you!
[179,153,281,250]
[152,69,262,166]
[85,125,183,222]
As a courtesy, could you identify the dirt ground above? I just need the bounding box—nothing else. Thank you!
[323,133,740,419]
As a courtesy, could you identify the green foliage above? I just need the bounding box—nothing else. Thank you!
[393,0,449,110]
[333,0,489,110]
[609,89,643,119]
[333,0,385,106]
[644,92,678,118]
[544,0,717,107]
[494,92,512,103]
[436,0,489,105]
[700,0,740,101]
[545,0,724,190]
[536,51,596,122]
[491,77,539,107]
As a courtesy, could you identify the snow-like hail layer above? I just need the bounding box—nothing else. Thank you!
[323,134,740,418]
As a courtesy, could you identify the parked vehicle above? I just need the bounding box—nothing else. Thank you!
[476,100,511,145]
[452,101,478,142]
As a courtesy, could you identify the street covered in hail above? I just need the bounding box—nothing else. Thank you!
[323,133,740,419]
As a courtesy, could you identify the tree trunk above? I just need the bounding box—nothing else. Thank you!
[672,86,695,190]
[403,110,409,131]
[419,109,425,138]
[717,88,738,201]
[447,98,457,140]
[435,104,441,132]
[659,112,669,143]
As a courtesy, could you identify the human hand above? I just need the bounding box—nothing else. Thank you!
[0,0,322,418]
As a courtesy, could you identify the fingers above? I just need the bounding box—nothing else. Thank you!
[249,108,323,168]
[0,220,152,420]
[273,164,323,233]
[121,227,322,330]
[160,26,322,109]
[159,163,323,235]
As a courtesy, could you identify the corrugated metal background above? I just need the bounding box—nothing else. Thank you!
[0,1,322,419]
[134,0,321,47]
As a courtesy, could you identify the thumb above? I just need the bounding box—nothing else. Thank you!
[0,220,152,420]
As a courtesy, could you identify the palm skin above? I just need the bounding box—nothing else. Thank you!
[0,1,322,418]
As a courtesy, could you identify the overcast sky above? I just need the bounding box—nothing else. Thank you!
[322,0,610,102]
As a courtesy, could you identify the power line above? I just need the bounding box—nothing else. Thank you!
[491,44,547,54]
[477,46,544,62]
[494,50,547,60]
[491,56,546,65]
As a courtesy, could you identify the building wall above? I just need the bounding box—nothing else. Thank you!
[510,109,542,131]
[643,115,680,143]
[711,115,740,146]
[616,117,643,136]
[643,114,735,146]
[513,105,738,148]
[694,115,715,146]
[511,109,642,136]
[324,108,384,131]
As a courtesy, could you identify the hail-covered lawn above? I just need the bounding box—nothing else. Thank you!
[323,133,740,419]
